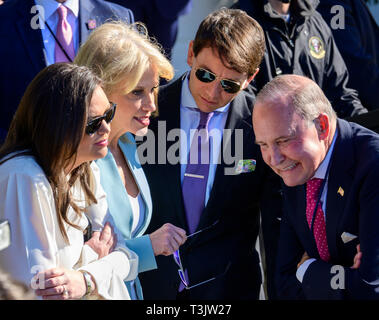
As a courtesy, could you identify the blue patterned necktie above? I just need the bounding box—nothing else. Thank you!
[182,110,214,233]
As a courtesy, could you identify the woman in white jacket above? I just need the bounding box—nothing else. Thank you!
[0,63,138,300]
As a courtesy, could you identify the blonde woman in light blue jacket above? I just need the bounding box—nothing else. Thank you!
[75,22,188,299]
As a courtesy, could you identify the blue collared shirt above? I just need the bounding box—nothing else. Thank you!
[34,0,79,65]
[180,73,230,205]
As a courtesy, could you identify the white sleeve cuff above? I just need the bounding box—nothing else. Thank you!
[296,258,316,283]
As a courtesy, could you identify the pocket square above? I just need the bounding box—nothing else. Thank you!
[235,159,256,174]
[341,232,358,244]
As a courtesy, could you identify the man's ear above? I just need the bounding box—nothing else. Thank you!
[187,40,195,68]
[314,113,330,140]
[242,68,259,89]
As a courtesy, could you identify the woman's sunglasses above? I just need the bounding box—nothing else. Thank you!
[85,102,117,135]
[194,67,242,94]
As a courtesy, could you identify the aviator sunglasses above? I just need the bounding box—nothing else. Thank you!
[173,220,232,290]
[85,102,117,135]
[194,67,242,94]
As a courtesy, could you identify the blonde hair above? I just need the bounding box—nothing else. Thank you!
[75,21,174,96]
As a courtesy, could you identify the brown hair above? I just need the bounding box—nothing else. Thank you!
[192,8,265,76]
[0,63,101,243]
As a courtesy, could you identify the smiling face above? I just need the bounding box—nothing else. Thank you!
[253,102,329,187]
[74,86,111,169]
[108,65,158,137]
[187,43,256,113]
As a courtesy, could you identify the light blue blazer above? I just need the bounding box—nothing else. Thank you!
[95,132,157,299]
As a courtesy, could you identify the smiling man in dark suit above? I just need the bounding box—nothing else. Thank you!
[139,8,283,300]
[253,74,379,299]
[0,0,134,143]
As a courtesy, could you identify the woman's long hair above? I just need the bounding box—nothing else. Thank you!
[0,63,101,243]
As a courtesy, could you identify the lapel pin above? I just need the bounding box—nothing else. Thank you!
[235,159,256,174]
[86,19,97,30]
[337,186,344,197]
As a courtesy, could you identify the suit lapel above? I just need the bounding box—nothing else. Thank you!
[78,0,95,45]
[16,2,46,71]
[294,184,321,257]
[325,120,355,260]
[158,75,188,229]
[196,93,253,230]
[119,133,152,236]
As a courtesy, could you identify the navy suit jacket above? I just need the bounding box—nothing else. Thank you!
[139,74,283,300]
[0,0,133,142]
[277,119,379,300]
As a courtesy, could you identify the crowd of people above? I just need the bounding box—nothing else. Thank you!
[0,0,378,300]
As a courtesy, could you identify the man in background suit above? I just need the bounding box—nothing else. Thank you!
[106,0,192,58]
[253,74,379,299]
[0,0,134,143]
[317,0,379,111]
[139,8,283,300]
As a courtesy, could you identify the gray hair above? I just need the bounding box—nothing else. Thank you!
[255,75,337,125]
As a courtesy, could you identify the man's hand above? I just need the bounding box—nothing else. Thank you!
[351,244,362,269]
[149,223,187,256]
[297,252,310,269]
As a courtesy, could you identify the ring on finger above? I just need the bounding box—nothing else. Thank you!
[62,285,69,298]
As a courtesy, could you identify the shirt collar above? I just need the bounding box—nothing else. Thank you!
[313,128,338,180]
[181,71,230,113]
[35,0,79,20]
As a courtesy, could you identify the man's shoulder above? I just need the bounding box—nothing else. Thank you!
[83,0,134,21]
[0,0,26,18]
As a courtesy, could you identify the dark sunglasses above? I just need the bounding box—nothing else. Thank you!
[173,220,225,290]
[194,67,242,94]
[85,102,117,135]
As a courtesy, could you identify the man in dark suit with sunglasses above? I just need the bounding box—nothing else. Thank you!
[0,0,133,143]
[139,8,283,300]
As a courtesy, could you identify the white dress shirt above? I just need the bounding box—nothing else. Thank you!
[34,0,79,65]
[296,129,338,282]
[0,154,138,299]
[180,73,230,205]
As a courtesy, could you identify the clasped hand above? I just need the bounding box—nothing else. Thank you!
[32,222,116,299]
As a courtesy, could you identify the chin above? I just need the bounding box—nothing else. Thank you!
[94,148,108,160]
[135,127,149,137]
[282,175,307,187]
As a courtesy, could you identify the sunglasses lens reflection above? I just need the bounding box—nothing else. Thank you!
[178,269,188,287]
[220,80,241,93]
[195,68,215,83]
[173,250,181,267]
[195,68,241,94]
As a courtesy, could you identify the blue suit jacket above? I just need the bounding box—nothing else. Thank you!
[277,119,379,299]
[96,133,156,299]
[0,0,133,142]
